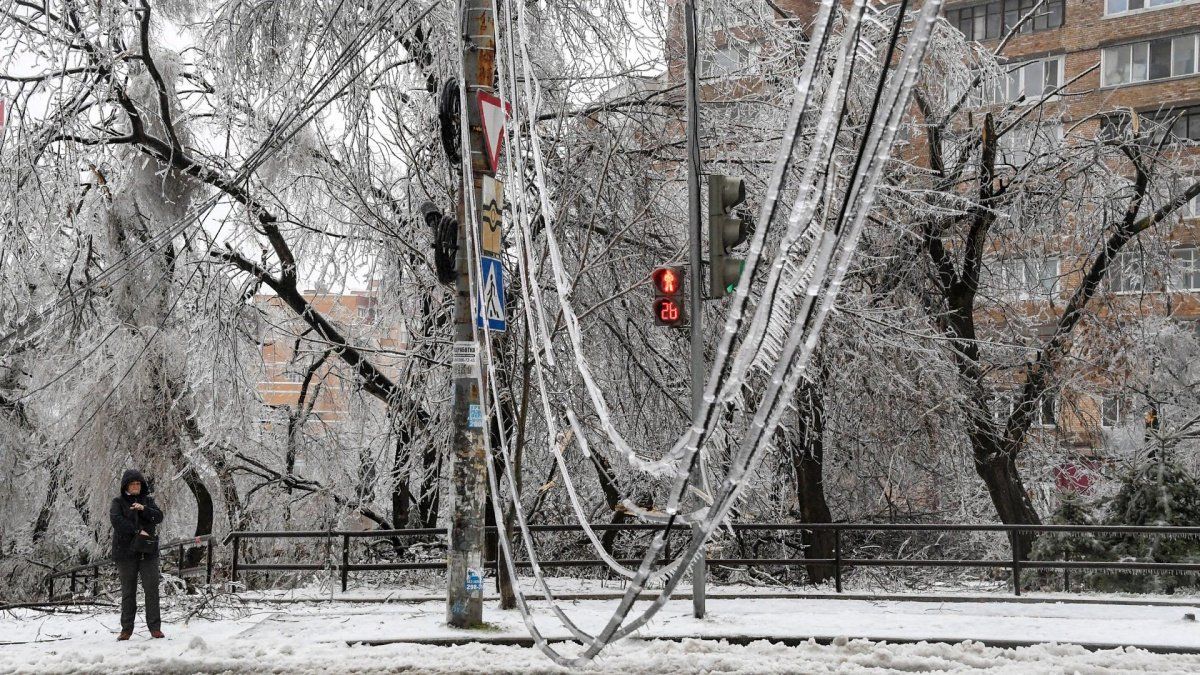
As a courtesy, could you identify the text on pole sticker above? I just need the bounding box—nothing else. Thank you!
[452,341,479,379]
[468,404,483,428]
[466,567,484,593]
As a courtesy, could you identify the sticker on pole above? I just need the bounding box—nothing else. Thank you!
[481,176,503,256]
[452,341,479,380]
[466,567,484,593]
[477,92,511,172]
[476,256,506,332]
[467,404,483,429]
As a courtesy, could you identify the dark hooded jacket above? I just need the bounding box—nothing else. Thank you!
[110,469,164,560]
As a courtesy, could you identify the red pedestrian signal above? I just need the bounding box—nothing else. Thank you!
[652,266,686,327]
[653,266,681,295]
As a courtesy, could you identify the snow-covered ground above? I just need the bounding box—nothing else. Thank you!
[5,584,1200,673]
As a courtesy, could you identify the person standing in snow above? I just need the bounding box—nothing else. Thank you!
[110,469,165,640]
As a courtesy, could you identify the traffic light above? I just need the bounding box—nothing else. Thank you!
[708,174,752,299]
[651,266,686,327]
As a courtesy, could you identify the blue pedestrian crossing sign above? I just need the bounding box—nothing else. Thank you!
[476,256,506,332]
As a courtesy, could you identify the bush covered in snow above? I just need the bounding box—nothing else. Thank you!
[1033,457,1200,593]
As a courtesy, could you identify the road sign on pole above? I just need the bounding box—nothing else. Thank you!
[481,176,503,255]
[477,92,511,172]
[476,256,506,332]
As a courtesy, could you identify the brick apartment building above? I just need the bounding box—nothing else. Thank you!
[661,0,1200,478]
[254,283,404,424]
[938,0,1200,446]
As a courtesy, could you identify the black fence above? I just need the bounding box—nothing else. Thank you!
[44,524,1200,601]
[45,535,215,602]
[226,523,1200,596]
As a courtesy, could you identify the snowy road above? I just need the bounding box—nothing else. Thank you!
[5,593,1200,673]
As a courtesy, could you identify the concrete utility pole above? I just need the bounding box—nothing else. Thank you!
[683,0,707,620]
[447,0,496,629]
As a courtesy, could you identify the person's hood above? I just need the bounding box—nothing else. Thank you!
[120,469,149,496]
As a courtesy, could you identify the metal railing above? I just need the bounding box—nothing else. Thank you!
[44,535,215,602]
[225,523,1200,596]
[44,523,1200,601]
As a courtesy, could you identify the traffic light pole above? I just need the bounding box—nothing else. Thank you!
[447,0,495,629]
[683,0,706,620]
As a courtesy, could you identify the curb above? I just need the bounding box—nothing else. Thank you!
[249,590,1200,608]
[349,633,1200,655]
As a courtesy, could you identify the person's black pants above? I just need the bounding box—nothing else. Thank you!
[116,554,161,632]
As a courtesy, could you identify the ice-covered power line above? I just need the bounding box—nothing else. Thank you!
[455,0,946,666]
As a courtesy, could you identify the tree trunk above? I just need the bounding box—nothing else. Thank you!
[32,454,64,543]
[972,445,1039,559]
[497,329,534,610]
[418,444,442,528]
[792,376,836,584]
[181,467,214,537]
[391,431,413,530]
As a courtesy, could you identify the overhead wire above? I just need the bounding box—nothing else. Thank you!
[467,0,945,665]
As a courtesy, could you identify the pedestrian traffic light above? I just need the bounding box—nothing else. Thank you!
[708,174,752,299]
[652,266,686,327]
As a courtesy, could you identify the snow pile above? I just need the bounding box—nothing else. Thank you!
[5,594,1200,673]
[2,633,1199,674]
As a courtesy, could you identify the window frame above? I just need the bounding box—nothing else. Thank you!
[700,40,759,79]
[996,121,1064,166]
[1100,395,1127,428]
[1171,247,1200,291]
[1101,33,1200,87]
[947,0,1064,42]
[991,256,1061,299]
[1107,250,1148,294]
[1183,189,1200,218]
[1105,0,1200,17]
[989,56,1066,105]
[1036,393,1057,428]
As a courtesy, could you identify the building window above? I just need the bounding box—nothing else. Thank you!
[1184,190,1200,218]
[1172,248,1200,290]
[1102,34,1200,87]
[998,122,1063,165]
[988,56,1064,104]
[1161,105,1200,142]
[1036,394,1057,427]
[1107,251,1146,293]
[991,257,1060,297]
[1101,105,1200,143]
[701,42,757,78]
[1106,0,1194,14]
[701,3,772,29]
[995,391,1056,426]
[282,368,307,384]
[947,0,1064,42]
[357,304,377,323]
[1101,395,1128,428]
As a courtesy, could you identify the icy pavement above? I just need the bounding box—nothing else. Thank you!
[5,593,1200,673]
